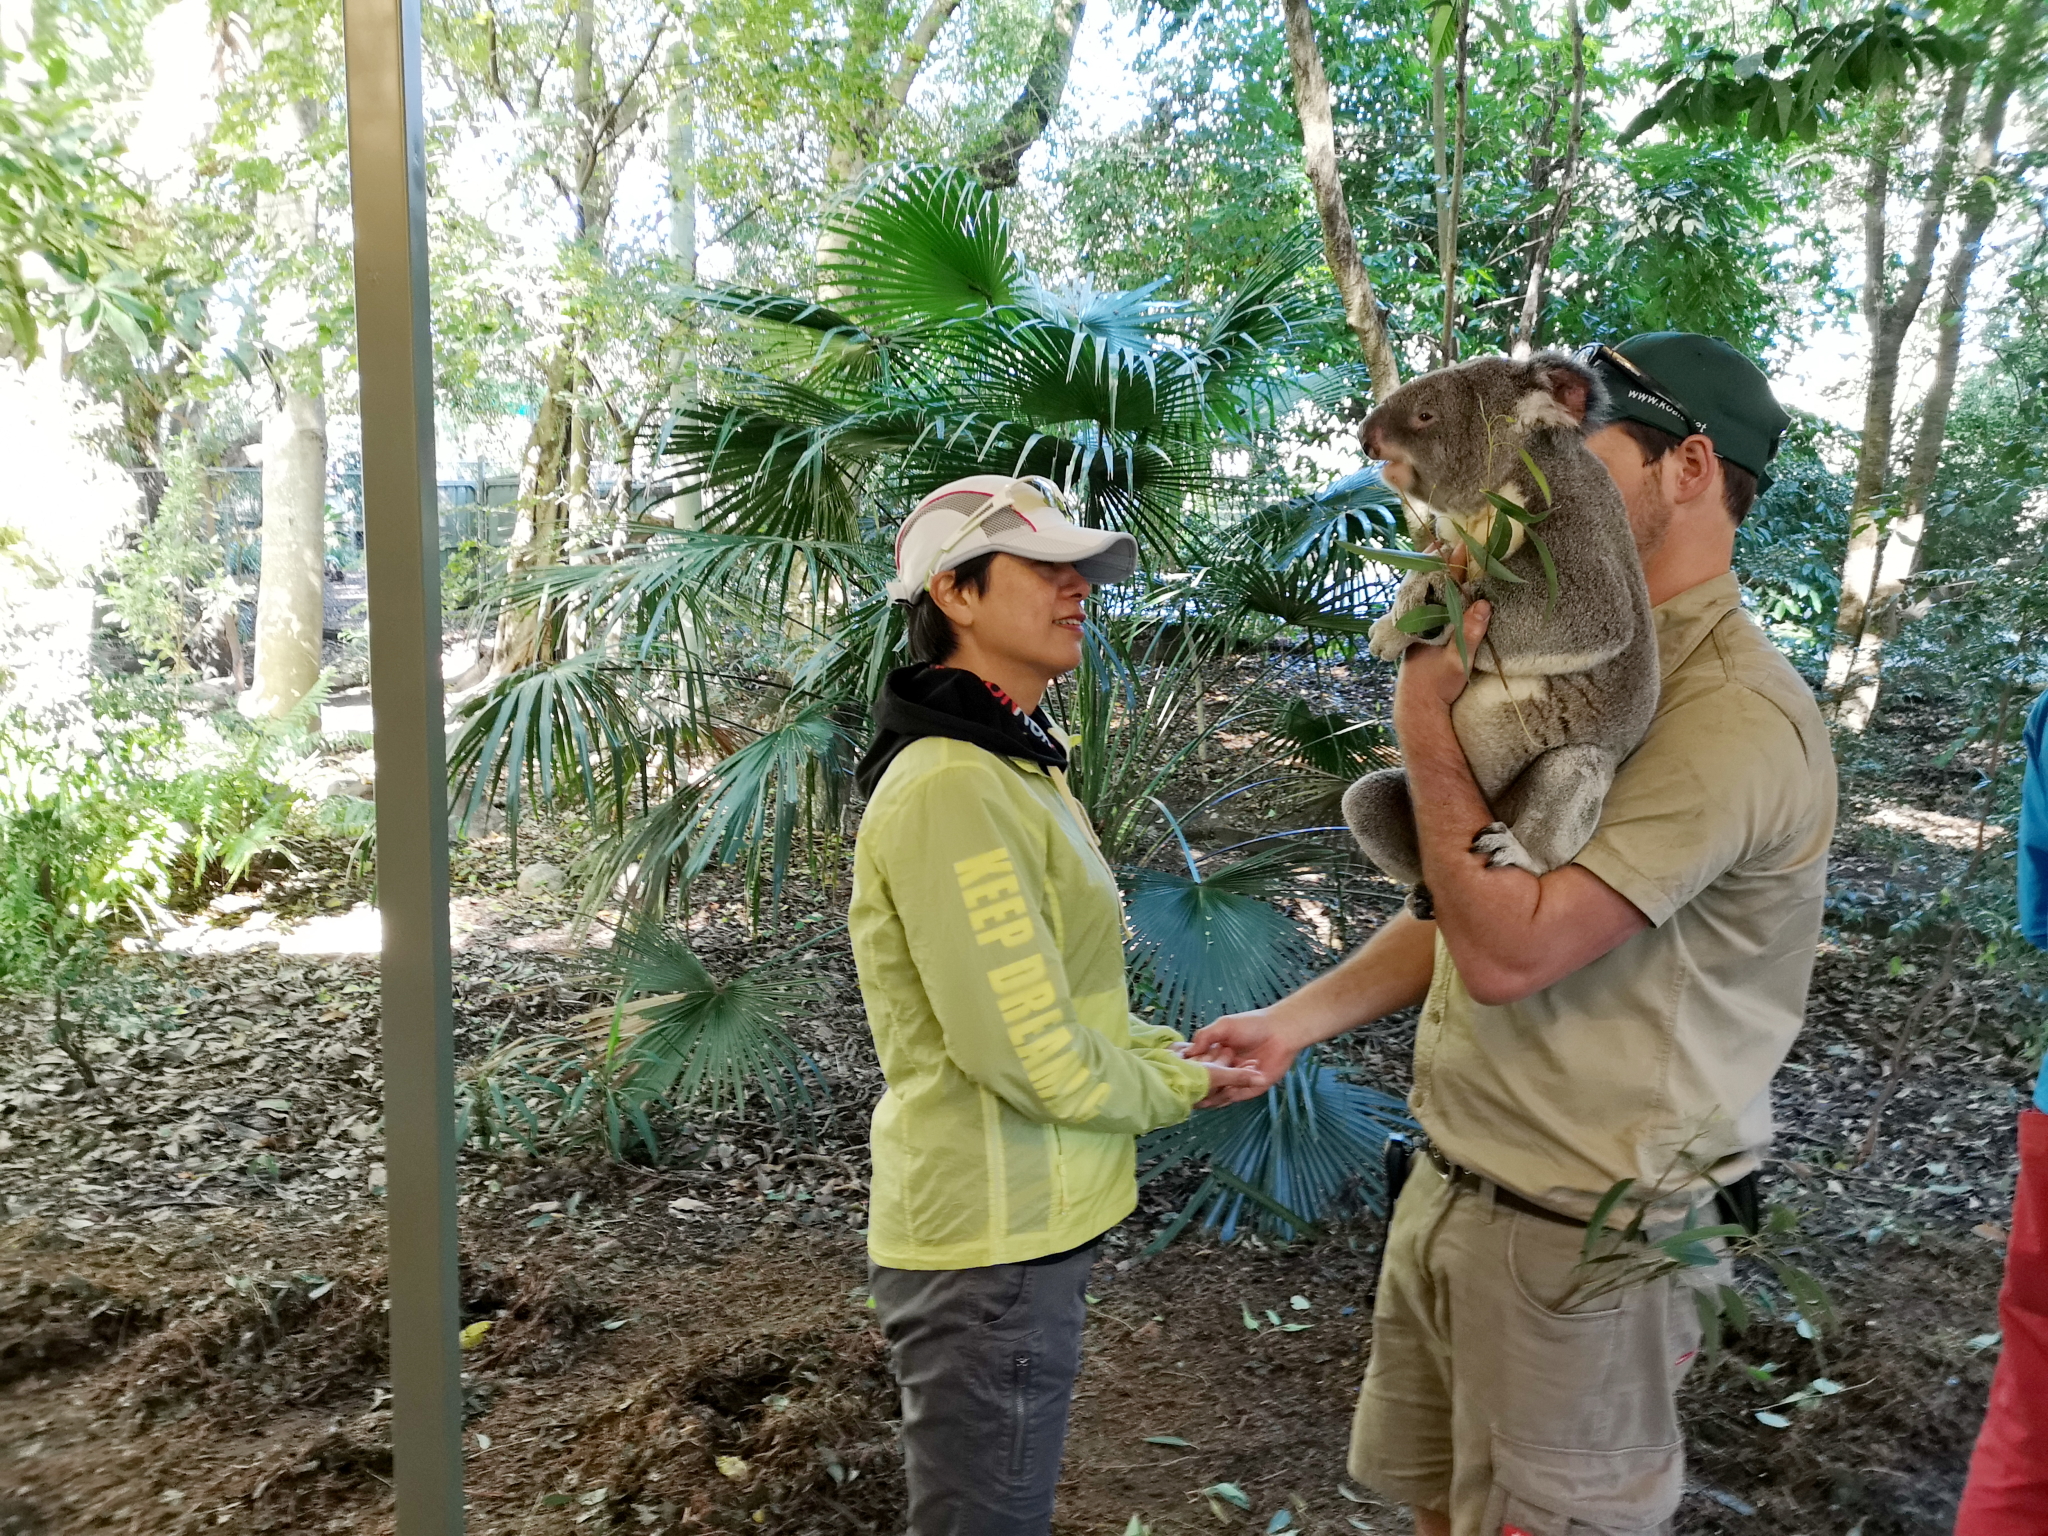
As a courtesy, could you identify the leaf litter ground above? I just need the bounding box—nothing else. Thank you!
[0,666,2038,1535]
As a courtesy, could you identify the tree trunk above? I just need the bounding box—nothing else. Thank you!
[1511,0,1585,354]
[491,349,576,677]
[1426,1,1472,366]
[970,0,1086,188]
[247,388,327,717]
[668,50,697,271]
[1831,0,2037,731]
[1824,67,1973,716]
[494,0,619,676]
[668,44,703,527]
[1441,0,1470,364]
[822,0,963,194]
[818,0,965,290]
[1278,0,1399,400]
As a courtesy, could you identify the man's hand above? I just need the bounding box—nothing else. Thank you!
[1187,1008,1311,1105]
[1393,599,1491,723]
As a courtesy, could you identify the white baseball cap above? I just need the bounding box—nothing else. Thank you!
[884,475,1139,603]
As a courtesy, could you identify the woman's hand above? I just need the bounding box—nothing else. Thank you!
[1187,1008,1310,1105]
[1196,1061,1268,1109]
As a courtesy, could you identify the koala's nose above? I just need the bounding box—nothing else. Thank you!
[1359,418,1382,459]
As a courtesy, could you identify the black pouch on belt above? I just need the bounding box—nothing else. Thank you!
[1716,1171,1762,1236]
[1382,1133,1414,1207]
[1366,1135,1415,1305]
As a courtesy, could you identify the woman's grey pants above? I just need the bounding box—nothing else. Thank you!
[868,1246,1094,1536]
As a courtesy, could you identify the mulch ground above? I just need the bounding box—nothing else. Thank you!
[0,655,2039,1535]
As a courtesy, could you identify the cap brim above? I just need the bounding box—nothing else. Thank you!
[984,525,1139,585]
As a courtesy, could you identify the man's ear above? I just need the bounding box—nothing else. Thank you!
[1522,351,1605,429]
[1665,434,1725,509]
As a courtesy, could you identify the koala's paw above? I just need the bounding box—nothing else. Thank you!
[1368,611,1415,665]
[1471,821,1544,874]
[1405,883,1435,921]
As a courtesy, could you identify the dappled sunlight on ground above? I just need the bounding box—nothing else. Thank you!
[1861,802,2009,850]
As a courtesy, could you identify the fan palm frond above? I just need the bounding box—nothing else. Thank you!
[1198,471,1407,638]
[586,702,857,923]
[447,650,649,865]
[1124,834,1414,1246]
[1124,842,1322,1033]
[1271,699,1396,781]
[1015,276,1178,357]
[655,384,878,543]
[599,923,826,1122]
[1189,227,1325,370]
[820,165,1023,330]
[1267,699,1399,820]
[530,527,888,656]
[1060,621,1279,864]
[1141,1055,1413,1243]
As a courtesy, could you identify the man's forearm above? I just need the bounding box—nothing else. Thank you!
[1270,909,1437,1043]
[1400,694,1544,938]
[1397,691,1645,1003]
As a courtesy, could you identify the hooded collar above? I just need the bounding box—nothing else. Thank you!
[1651,571,1742,683]
[854,663,1068,798]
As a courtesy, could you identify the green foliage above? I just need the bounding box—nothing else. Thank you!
[669,168,1350,560]
[1599,143,1792,353]
[1129,832,1414,1244]
[0,39,195,365]
[100,445,247,673]
[456,927,827,1161]
[451,168,1357,921]
[1622,6,1974,145]
[605,923,825,1119]
[1059,621,1265,866]
[1190,472,1403,642]
[1062,0,1826,360]
[1141,1056,1413,1244]
[1575,1180,1837,1367]
[0,679,305,1079]
[1735,414,1854,652]
[1125,845,1323,1034]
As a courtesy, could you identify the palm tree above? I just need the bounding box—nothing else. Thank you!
[449,163,1413,1229]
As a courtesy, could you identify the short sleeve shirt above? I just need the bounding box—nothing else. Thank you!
[1412,572,1838,1218]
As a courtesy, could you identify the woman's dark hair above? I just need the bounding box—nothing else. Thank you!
[1611,419,1761,525]
[904,551,998,664]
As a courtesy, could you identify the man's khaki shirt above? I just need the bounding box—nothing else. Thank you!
[1413,572,1837,1219]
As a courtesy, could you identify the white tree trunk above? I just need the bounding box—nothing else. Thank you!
[247,389,327,717]
[668,49,703,527]
[1279,0,1399,398]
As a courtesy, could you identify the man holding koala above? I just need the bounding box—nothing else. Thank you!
[1192,333,1835,1536]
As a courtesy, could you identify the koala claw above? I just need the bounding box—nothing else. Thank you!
[1368,612,1414,665]
[1471,821,1543,874]
[1405,883,1435,921]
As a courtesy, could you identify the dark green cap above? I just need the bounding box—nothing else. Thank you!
[1598,332,1791,494]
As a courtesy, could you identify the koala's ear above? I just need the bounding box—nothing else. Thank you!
[1517,351,1605,431]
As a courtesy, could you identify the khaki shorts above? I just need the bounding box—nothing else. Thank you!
[1350,1157,1707,1536]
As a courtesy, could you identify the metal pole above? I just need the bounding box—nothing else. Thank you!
[342,0,465,1528]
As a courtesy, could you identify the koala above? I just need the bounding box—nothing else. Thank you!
[1342,350,1658,916]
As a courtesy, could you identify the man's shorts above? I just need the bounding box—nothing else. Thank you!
[1350,1155,1706,1535]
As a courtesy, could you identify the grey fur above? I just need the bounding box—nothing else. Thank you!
[1342,351,1658,911]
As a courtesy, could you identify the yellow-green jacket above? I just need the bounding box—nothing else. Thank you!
[851,734,1209,1269]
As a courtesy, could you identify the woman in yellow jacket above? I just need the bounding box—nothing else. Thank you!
[851,476,1262,1536]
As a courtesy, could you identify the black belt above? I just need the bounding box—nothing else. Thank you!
[1421,1142,1592,1228]
[1416,1141,1763,1236]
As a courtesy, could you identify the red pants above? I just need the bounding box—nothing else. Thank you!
[1955,1108,2048,1535]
